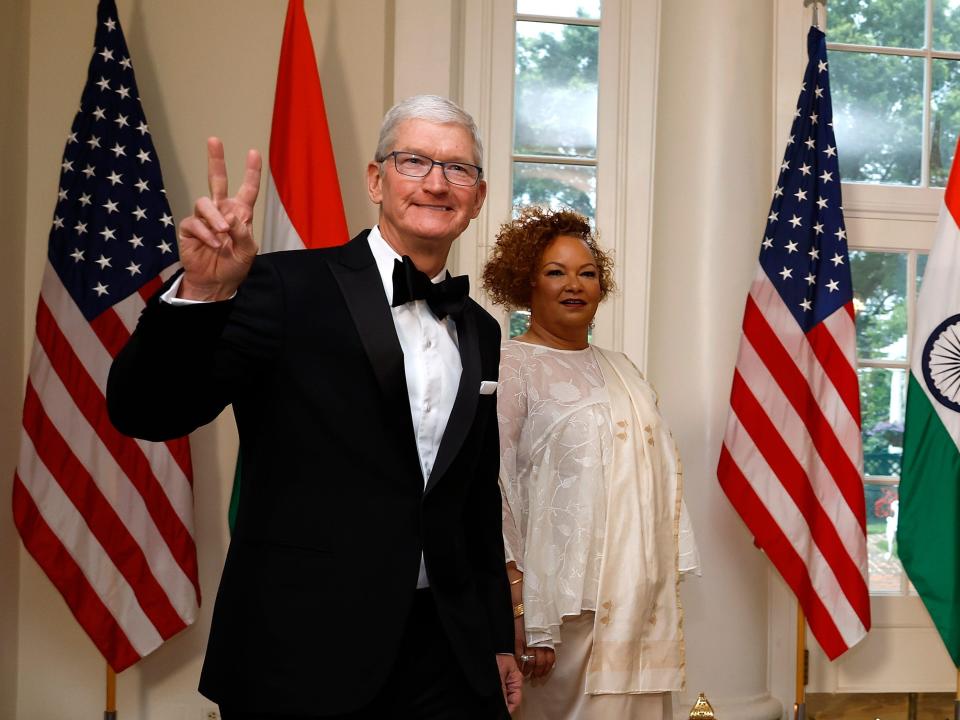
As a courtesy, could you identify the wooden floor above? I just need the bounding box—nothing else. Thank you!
[807,693,955,719]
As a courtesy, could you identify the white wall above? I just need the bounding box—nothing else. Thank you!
[651,2,783,718]
[12,2,389,718]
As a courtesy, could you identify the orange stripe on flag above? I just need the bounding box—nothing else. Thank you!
[945,136,960,227]
[269,0,348,248]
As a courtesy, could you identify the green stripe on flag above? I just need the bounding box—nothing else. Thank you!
[899,373,960,667]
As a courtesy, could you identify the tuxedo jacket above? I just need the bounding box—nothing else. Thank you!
[107,232,514,715]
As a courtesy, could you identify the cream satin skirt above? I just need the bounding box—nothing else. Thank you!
[516,613,671,720]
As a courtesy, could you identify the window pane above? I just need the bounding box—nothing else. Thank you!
[831,50,923,185]
[509,310,530,338]
[865,482,906,594]
[515,22,598,158]
[860,367,906,477]
[930,59,960,186]
[516,0,601,20]
[509,309,593,340]
[851,251,907,361]
[917,252,929,291]
[513,162,597,218]
[827,0,925,49]
[933,0,960,51]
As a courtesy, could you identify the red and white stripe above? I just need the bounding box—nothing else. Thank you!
[14,263,198,672]
[719,268,871,659]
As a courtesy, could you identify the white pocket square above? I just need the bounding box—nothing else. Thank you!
[479,380,498,395]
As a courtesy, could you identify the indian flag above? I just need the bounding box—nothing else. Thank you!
[262,0,348,254]
[229,0,348,530]
[899,142,960,669]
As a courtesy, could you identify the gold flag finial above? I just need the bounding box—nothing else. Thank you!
[689,692,717,719]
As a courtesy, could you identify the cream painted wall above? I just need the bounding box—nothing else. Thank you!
[0,0,28,717]
[14,2,389,718]
[651,2,783,718]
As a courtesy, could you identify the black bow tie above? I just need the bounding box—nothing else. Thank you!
[391,255,469,321]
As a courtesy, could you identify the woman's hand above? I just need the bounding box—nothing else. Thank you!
[514,615,527,662]
[507,562,556,680]
[524,645,556,680]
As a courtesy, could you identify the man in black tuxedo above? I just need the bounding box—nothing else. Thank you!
[107,95,521,718]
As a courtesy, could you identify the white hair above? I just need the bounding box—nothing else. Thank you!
[375,95,484,167]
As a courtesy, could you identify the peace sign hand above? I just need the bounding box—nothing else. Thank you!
[176,137,262,301]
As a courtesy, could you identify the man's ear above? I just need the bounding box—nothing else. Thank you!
[367,161,383,204]
[470,178,487,219]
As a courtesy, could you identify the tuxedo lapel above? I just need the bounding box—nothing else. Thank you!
[425,304,481,496]
[328,234,421,483]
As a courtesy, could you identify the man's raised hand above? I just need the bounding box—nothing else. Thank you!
[177,137,262,301]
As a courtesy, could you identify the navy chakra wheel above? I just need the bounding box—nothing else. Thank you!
[921,313,960,413]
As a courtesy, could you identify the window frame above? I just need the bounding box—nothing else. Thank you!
[507,10,601,339]
[458,0,662,367]
[852,245,926,597]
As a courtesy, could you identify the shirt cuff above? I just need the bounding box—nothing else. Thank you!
[526,630,555,650]
[161,274,237,305]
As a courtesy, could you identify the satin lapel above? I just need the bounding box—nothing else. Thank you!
[425,305,481,496]
[328,237,420,478]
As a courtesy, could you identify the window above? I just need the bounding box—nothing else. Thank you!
[509,2,601,337]
[460,0,659,363]
[827,0,960,188]
[513,2,600,214]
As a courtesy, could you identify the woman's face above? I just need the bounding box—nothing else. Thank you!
[529,234,602,335]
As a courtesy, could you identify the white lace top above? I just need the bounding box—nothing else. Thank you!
[498,340,699,649]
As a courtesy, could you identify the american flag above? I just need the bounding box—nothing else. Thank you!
[717,27,871,659]
[12,0,199,672]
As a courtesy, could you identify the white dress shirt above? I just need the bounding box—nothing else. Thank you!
[162,226,462,587]
[366,226,462,481]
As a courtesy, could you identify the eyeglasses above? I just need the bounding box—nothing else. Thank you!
[377,151,483,187]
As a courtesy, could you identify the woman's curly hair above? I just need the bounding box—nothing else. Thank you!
[482,206,616,310]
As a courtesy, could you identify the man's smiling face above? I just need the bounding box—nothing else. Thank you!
[367,119,486,254]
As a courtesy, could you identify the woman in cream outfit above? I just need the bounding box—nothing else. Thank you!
[482,207,699,719]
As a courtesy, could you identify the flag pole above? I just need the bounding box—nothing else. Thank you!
[803,0,825,29]
[105,664,117,720]
[954,669,959,720]
[794,606,807,720]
